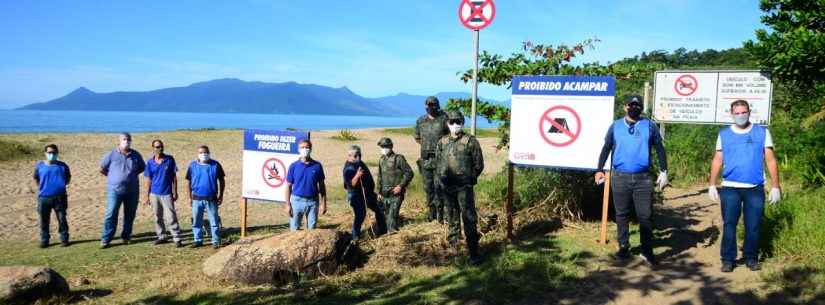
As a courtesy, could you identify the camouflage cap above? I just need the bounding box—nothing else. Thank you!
[425,96,440,106]
[377,137,394,147]
[446,110,465,123]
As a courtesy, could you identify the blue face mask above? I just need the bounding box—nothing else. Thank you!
[46,152,57,161]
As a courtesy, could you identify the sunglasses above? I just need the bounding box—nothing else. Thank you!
[153,146,164,149]
[448,119,463,124]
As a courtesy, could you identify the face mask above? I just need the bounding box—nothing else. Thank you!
[380,148,391,156]
[627,106,642,119]
[733,113,750,127]
[45,153,57,161]
[448,123,463,134]
[198,153,210,162]
[119,139,131,150]
[299,148,311,158]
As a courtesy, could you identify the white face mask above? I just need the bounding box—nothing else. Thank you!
[448,123,463,134]
[198,153,210,162]
[380,148,391,156]
[733,113,750,127]
[299,148,311,158]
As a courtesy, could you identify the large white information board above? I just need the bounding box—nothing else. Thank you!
[653,71,773,125]
[242,129,309,202]
[509,75,616,170]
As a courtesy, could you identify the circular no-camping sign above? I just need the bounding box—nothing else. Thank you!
[674,74,698,96]
[261,157,286,188]
[458,0,496,30]
[539,105,581,147]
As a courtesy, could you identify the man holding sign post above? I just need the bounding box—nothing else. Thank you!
[595,95,668,266]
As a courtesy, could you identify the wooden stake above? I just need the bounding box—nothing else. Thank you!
[240,197,248,238]
[506,162,515,242]
[599,171,611,245]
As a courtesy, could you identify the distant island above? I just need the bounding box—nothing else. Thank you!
[18,78,502,117]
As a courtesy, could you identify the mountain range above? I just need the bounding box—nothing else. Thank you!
[19,78,501,117]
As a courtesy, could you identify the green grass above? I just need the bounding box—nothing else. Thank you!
[0,139,37,161]
[383,127,498,138]
[330,129,359,141]
[760,187,825,297]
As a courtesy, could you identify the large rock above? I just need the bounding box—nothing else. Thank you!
[203,229,353,285]
[0,266,70,304]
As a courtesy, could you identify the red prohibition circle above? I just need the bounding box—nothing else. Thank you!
[674,74,698,96]
[539,105,581,147]
[261,157,286,188]
[458,0,496,30]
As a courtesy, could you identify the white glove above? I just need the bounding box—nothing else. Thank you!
[768,187,781,204]
[708,185,719,202]
[656,171,668,190]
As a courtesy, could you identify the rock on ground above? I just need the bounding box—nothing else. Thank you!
[203,229,354,285]
[0,266,70,304]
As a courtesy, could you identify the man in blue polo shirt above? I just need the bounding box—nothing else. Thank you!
[595,95,668,266]
[143,139,182,247]
[186,145,226,248]
[32,144,71,248]
[99,132,145,248]
[284,139,327,231]
[709,99,781,273]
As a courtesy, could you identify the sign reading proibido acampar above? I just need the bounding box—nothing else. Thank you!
[653,71,773,125]
[509,75,616,170]
[242,129,309,202]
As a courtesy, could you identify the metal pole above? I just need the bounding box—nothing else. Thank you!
[471,29,479,136]
[506,162,514,242]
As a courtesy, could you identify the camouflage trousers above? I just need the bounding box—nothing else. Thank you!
[419,162,445,222]
[444,184,480,254]
[381,190,405,232]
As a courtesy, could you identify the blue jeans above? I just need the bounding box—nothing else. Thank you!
[289,195,318,231]
[192,200,221,244]
[348,191,387,239]
[101,190,139,243]
[720,185,765,264]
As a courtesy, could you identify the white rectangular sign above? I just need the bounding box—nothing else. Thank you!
[654,71,772,125]
[242,129,309,202]
[509,75,616,170]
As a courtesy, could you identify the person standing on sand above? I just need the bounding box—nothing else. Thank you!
[284,139,327,231]
[414,96,450,223]
[99,132,144,249]
[32,144,71,248]
[708,99,781,273]
[143,139,183,248]
[342,144,387,241]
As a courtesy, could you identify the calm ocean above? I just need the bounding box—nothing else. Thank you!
[0,110,494,133]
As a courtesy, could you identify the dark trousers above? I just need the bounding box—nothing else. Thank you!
[381,189,405,232]
[612,172,654,255]
[444,184,480,254]
[419,159,445,221]
[720,185,765,264]
[348,191,387,238]
[37,195,69,243]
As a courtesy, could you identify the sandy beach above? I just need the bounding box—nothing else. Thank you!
[0,128,507,241]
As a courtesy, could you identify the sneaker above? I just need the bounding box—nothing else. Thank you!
[60,241,70,247]
[212,243,221,249]
[721,261,735,273]
[746,260,761,271]
[100,242,110,249]
[639,252,658,266]
[122,239,131,245]
[614,246,631,260]
[39,241,48,249]
[191,241,203,248]
[153,239,166,246]
[174,240,183,248]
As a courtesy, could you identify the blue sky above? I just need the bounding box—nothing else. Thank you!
[0,0,765,109]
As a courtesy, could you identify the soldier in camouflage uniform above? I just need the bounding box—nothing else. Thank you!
[376,137,414,233]
[436,110,484,265]
[414,96,450,222]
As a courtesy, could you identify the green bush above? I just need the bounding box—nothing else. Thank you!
[0,139,36,161]
[331,129,359,141]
